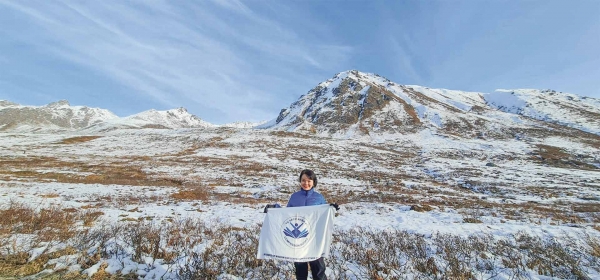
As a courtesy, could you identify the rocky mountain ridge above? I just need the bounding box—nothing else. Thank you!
[261,70,600,138]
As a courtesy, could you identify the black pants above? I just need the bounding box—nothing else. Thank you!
[294,257,327,280]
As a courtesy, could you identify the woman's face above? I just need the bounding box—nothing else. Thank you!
[300,174,314,191]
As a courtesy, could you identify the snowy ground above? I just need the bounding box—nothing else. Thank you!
[1,127,599,279]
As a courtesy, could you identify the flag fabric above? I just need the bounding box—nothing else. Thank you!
[257,204,334,262]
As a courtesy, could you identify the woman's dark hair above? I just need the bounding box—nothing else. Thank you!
[299,169,318,188]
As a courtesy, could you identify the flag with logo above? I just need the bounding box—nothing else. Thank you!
[257,204,334,262]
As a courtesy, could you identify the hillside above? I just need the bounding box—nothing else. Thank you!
[0,71,599,279]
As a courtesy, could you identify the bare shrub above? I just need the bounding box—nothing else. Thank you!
[329,228,434,279]
[122,222,165,263]
[510,232,588,279]
[81,210,104,227]
[177,224,295,280]
[1,203,599,279]
[0,202,76,242]
[434,233,479,279]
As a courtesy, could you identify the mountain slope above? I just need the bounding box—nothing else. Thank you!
[485,89,600,135]
[261,70,600,138]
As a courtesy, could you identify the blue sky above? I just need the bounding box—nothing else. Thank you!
[1,0,598,124]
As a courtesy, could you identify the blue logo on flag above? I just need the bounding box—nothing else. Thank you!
[284,222,309,239]
[281,216,310,247]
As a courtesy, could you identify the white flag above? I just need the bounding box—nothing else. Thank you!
[257,204,334,262]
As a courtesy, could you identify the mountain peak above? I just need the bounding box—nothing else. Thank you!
[46,100,70,107]
[168,107,188,114]
[0,100,18,107]
[265,70,423,135]
[322,70,392,86]
[124,107,214,129]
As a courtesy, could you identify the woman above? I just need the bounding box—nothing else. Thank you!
[286,169,328,280]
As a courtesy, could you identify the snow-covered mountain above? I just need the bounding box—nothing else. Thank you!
[220,121,268,129]
[261,70,600,137]
[120,108,214,129]
[260,70,502,136]
[2,70,599,136]
[0,101,214,132]
[83,108,215,132]
[0,100,119,132]
[486,89,600,135]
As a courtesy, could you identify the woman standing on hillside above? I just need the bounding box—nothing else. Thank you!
[286,169,332,280]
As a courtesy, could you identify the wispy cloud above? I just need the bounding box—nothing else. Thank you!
[389,35,424,85]
[0,0,353,122]
[5,0,593,122]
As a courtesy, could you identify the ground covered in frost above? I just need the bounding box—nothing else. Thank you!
[0,127,598,279]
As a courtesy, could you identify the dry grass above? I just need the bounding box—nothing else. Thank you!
[170,187,211,201]
[463,217,483,223]
[227,156,273,176]
[211,192,270,205]
[269,130,312,138]
[536,144,570,160]
[325,181,597,226]
[0,203,84,277]
[0,128,598,278]
[174,136,230,156]
[0,247,78,277]
[55,136,103,144]
[39,193,60,198]
[82,210,105,227]
[532,144,597,170]
[572,203,600,213]
[169,181,277,205]
[410,204,434,212]
[0,156,183,187]
[0,202,76,237]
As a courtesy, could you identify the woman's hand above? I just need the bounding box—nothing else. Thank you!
[263,203,281,213]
